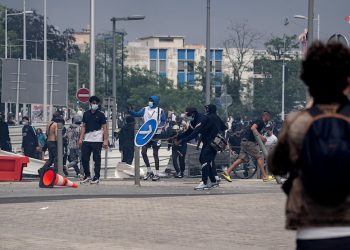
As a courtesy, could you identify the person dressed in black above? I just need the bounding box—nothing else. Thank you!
[168,124,187,178]
[79,96,108,184]
[175,106,227,190]
[0,112,11,152]
[21,116,39,158]
[118,116,135,165]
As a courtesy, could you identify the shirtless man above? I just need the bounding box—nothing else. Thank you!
[42,112,60,170]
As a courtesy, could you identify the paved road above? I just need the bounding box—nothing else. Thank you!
[0,179,294,250]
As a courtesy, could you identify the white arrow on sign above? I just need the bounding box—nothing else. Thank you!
[139,125,153,139]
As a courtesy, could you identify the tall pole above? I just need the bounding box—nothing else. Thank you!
[282,38,285,121]
[89,0,95,95]
[5,9,7,59]
[307,0,314,48]
[121,33,124,88]
[205,0,211,105]
[317,14,320,40]
[43,0,48,122]
[23,0,26,60]
[111,18,117,146]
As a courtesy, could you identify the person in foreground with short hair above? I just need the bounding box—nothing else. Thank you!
[79,96,108,184]
[222,111,272,182]
[268,42,350,250]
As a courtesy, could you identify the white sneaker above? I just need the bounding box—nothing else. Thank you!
[194,182,209,190]
[208,181,219,189]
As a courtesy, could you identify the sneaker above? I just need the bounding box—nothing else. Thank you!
[263,175,275,182]
[143,172,154,180]
[175,172,183,178]
[194,182,209,190]
[222,171,232,182]
[215,176,221,184]
[76,173,84,179]
[152,175,160,181]
[80,176,91,184]
[90,177,100,184]
[208,181,219,189]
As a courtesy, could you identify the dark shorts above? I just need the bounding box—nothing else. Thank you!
[238,140,263,162]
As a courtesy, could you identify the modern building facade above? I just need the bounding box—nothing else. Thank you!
[124,36,254,98]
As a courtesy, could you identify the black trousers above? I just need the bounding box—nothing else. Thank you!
[122,147,134,165]
[141,140,160,170]
[81,141,103,179]
[43,141,57,170]
[199,144,217,184]
[172,148,186,174]
[297,236,350,250]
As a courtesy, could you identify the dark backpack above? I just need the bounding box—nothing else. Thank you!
[300,104,350,206]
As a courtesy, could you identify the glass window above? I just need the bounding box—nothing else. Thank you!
[187,61,194,72]
[178,61,185,72]
[187,72,194,83]
[150,60,157,72]
[215,61,222,72]
[178,72,185,87]
[159,49,167,60]
[159,60,166,72]
[187,49,195,60]
[178,49,186,60]
[215,50,223,60]
[150,49,157,60]
[159,72,167,78]
[210,50,214,61]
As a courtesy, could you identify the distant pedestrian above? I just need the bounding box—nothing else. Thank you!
[175,106,226,190]
[21,116,39,158]
[41,112,60,170]
[79,96,108,184]
[128,95,166,181]
[222,111,273,182]
[118,116,135,165]
[66,116,83,178]
[269,42,350,250]
[168,124,187,178]
[0,112,11,152]
[36,128,46,160]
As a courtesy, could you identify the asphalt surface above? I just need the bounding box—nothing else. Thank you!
[0,178,294,250]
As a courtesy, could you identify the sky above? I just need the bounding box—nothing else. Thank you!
[1,0,350,47]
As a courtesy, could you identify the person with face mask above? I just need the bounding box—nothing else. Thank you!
[79,96,108,184]
[175,106,227,190]
[128,95,166,181]
[21,116,39,159]
[0,112,11,152]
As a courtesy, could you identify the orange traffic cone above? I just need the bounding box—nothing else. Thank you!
[42,168,78,188]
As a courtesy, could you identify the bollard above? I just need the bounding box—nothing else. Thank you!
[134,118,141,186]
[57,122,64,176]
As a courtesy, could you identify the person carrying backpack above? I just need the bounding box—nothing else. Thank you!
[268,42,350,250]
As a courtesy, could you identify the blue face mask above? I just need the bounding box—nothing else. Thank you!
[148,101,153,108]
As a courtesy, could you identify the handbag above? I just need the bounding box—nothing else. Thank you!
[210,132,227,152]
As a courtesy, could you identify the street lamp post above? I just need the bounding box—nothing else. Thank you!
[205,0,211,105]
[4,9,33,59]
[110,15,145,146]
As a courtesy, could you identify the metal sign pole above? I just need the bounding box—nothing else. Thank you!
[134,118,140,186]
[104,97,111,179]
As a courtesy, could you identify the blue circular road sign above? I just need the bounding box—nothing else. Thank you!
[134,119,158,147]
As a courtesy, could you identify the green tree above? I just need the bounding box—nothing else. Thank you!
[252,35,306,118]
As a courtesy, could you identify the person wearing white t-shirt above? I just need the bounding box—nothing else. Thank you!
[79,96,108,184]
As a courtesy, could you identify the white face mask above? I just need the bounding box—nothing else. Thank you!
[148,101,153,108]
[22,121,28,125]
[91,104,99,110]
[187,116,194,122]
